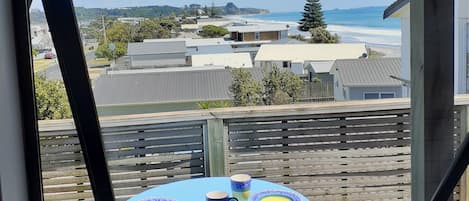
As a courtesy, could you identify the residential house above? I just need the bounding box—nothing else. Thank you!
[330,58,402,101]
[93,68,263,116]
[384,0,469,95]
[143,38,272,62]
[305,61,335,84]
[127,40,187,69]
[191,53,253,68]
[181,18,232,32]
[227,24,289,42]
[117,17,146,25]
[255,44,368,74]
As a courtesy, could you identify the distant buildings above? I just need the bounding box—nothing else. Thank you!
[254,44,368,75]
[117,17,146,25]
[330,58,402,101]
[31,25,53,50]
[227,24,289,42]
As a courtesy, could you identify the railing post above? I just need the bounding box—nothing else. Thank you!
[206,119,227,176]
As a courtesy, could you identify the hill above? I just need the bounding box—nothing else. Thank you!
[30,3,269,23]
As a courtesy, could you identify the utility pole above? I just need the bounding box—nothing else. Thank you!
[102,15,107,44]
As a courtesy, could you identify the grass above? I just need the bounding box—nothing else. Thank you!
[368,49,386,58]
[87,59,111,67]
[33,59,56,72]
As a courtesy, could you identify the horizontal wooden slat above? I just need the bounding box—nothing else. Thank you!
[230,132,409,147]
[229,116,409,132]
[229,124,410,140]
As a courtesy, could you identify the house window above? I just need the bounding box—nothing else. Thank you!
[364,92,380,100]
[364,92,396,100]
[255,32,260,40]
[380,93,395,99]
[282,61,290,68]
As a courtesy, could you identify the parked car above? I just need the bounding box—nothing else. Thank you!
[44,52,56,59]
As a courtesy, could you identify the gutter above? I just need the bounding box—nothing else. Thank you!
[383,0,410,19]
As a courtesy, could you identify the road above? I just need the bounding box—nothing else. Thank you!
[38,51,96,80]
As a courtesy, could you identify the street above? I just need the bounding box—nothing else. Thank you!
[37,51,96,80]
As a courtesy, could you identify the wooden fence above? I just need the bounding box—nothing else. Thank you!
[38,96,469,201]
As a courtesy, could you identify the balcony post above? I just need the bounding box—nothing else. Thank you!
[410,0,455,200]
[206,119,227,176]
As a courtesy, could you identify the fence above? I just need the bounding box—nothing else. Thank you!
[38,96,469,201]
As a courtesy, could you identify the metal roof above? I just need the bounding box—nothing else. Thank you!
[191,53,253,68]
[93,68,264,106]
[383,0,410,19]
[332,58,402,87]
[127,41,186,56]
[255,44,367,62]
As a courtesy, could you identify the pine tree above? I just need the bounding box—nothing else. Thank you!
[299,0,326,32]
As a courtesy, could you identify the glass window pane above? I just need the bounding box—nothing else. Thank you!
[380,93,395,99]
[364,92,380,100]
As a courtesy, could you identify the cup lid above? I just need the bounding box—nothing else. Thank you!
[230,174,251,182]
[206,191,228,199]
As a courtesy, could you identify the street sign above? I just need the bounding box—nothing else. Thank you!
[109,43,116,51]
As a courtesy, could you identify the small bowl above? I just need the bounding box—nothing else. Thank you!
[251,190,301,201]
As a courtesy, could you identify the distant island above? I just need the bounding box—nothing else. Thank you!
[30,2,269,24]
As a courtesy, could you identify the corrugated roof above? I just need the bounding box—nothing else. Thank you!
[191,53,253,68]
[255,44,368,62]
[383,0,410,19]
[332,58,402,87]
[127,41,186,56]
[227,24,288,33]
[93,68,264,106]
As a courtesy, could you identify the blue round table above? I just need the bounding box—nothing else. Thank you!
[128,177,309,201]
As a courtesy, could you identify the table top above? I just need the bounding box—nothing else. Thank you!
[128,177,309,201]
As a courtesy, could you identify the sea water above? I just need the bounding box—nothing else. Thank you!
[242,6,402,47]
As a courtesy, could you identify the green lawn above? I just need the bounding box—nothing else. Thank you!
[33,59,56,72]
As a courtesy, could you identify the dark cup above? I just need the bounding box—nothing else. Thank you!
[206,191,238,201]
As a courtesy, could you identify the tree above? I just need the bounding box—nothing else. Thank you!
[229,69,263,106]
[299,0,326,32]
[197,100,231,109]
[133,19,171,42]
[32,49,39,57]
[263,66,303,105]
[95,42,127,60]
[309,27,339,43]
[35,75,72,120]
[198,25,229,38]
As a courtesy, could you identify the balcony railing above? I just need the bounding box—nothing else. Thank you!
[38,95,469,201]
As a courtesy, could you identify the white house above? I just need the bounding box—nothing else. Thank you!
[254,44,368,75]
[191,53,253,68]
[384,0,469,95]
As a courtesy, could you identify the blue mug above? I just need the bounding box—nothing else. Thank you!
[206,191,238,201]
[230,174,251,201]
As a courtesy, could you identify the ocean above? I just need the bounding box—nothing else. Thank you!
[242,6,402,47]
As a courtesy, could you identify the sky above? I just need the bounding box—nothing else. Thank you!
[31,0,396,12]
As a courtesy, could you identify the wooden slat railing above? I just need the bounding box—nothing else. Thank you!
[38,95,469,201]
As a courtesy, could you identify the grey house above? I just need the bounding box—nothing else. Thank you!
[330,58,403,101]
[127,41,187,69]
[93,68,263,116]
